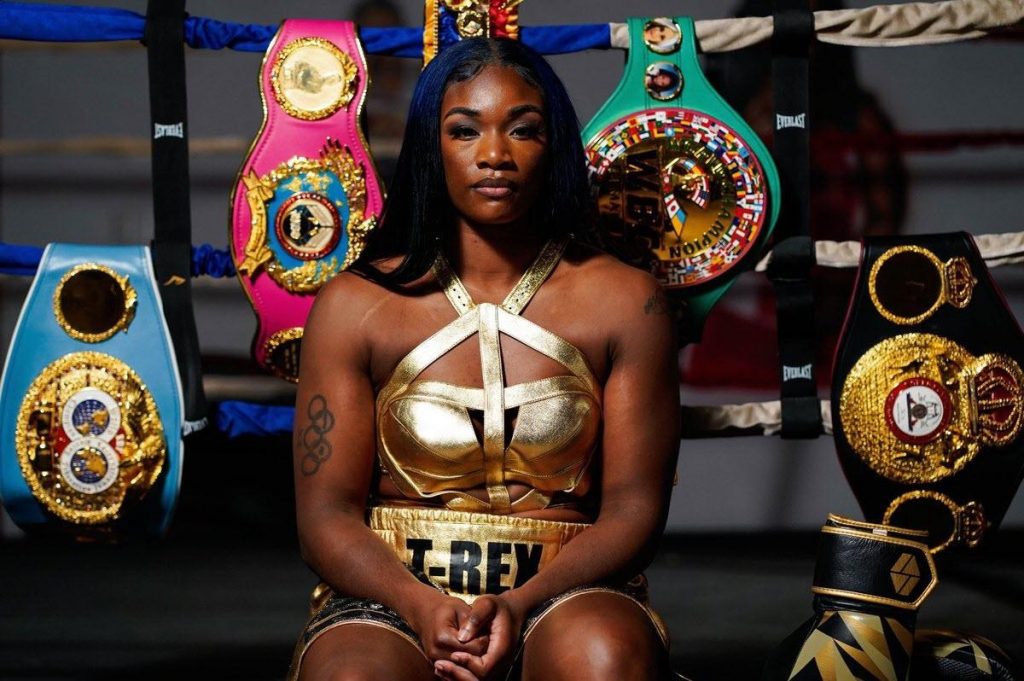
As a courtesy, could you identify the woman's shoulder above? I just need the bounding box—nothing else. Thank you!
[562,241,664,304]
[311,257,436,331]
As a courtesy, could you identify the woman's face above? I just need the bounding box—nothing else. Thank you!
[440,65,548,228]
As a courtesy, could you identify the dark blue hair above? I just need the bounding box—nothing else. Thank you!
[354,38,590,286]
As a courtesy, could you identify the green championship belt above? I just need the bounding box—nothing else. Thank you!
[583,17,780,340]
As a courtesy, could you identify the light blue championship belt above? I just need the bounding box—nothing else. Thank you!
[0,244,184,538]
[582,17,780,341]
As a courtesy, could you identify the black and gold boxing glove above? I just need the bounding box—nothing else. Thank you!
[762,515,938,681]
[912,629,1017,681]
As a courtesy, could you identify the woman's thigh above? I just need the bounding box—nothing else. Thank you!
[520,591,669,681]
[298,623,434,681]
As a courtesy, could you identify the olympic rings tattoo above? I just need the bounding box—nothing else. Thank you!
[300,394,336,476]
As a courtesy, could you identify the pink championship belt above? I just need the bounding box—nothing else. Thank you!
[230,20,383,382]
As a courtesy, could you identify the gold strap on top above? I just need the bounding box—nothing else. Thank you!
[501,238,567,314]
[479,303,512,514]
[379,236,597,514]
[432,238,568,316]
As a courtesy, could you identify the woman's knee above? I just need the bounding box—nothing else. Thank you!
[296,625,432,681]
[522,593,665,681]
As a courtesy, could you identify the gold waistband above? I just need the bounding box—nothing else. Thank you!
[369,506,590,603]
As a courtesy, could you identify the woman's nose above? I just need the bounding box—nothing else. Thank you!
[476,131,512,168]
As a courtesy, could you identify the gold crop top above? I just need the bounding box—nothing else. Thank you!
[375,239,601,515]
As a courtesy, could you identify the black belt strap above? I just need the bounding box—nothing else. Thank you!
[144,0,207,429]
[769,3,820,438]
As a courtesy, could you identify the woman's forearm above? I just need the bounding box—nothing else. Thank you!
[298,507,441,625]
[502,498,667,615]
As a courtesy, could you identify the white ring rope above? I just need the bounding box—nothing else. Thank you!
[610,0,1024,51]
[2,0,1020,53]
[682,400,834,437]
[755,233,1024,271]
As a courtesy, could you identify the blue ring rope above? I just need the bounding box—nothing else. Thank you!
[0,242,235,277]
[0,1,611,436]
[0,2,612,56]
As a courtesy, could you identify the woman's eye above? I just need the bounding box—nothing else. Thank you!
[449,125,478,139]
[511,124,542,139]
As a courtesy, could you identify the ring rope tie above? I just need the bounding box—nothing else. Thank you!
[0,0,1021,54]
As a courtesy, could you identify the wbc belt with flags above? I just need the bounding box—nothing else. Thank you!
[832,233,1024,553]
[581,16,780,343]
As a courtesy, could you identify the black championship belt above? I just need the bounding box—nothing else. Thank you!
[832,232,1024,552]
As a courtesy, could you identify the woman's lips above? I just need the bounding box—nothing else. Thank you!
[472,178,517,199]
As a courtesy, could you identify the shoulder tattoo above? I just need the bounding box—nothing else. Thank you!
[299,394,336,476]
[643,290,672,316]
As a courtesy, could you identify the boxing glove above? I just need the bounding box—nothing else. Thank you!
[763,514,937,681]
[912,629,1017,681]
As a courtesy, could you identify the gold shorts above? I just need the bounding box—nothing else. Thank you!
[287,507,669,679]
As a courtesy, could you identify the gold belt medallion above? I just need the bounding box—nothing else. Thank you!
[238,140,375,293]
[586,110,768,289]
[271,37,358,121]
[839,334,1024,484]
[868,245,977,325]
[15,352,166,525]
[53,263,137,343]
[883,490,989,553]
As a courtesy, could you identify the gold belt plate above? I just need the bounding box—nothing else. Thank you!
[586,109,768,289]
[839,334,1024,484]
[15,352,167,525]
[238,140,374,293]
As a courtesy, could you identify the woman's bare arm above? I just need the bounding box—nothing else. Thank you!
[293,273,484,659]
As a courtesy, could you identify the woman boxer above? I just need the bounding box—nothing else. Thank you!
[290,37,680,681]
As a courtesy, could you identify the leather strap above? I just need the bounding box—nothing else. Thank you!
[766,236,822,438]
[144,0,207,425]
[769,2,820,439]
[479,303,511,514]
[812,515,937,611]
[432,238,567,316]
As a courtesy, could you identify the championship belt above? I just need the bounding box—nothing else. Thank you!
[582,17,780,340]
[422,0,522,66]
[0,244,184,537]
[832,233,1024,552]
[230,20,383,382]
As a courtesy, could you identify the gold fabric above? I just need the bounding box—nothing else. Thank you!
[376,239,601,514]
[370,506,589,603]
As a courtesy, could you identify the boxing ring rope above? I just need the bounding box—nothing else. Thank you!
[2,130,1022,158]
[613,0,1024,51]
[1,0,1021,54]
[1,0,1022,438]
[682,401,834,438]
[755,232,1024,271]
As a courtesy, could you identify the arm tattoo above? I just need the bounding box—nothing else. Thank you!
[643,291,671,316]
[300,394,336,476]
